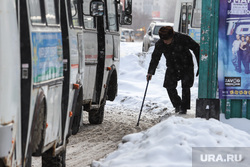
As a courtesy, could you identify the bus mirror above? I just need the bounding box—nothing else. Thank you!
[120,14,132,25]
[90,1,104,17]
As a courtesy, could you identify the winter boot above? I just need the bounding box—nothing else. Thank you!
[179,108,187,114]
[175,106,181,113]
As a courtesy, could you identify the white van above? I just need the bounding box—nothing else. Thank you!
[142,21,174,52]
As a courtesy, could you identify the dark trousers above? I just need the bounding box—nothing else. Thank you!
[164,69,194,110]
[166,85,191,110]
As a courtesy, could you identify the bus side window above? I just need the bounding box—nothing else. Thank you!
[188,5,192,25]
[106,0,118,32]
[82,0,96,29]
[44,0,58,25]
[191,0,202,28]
[29,0,43,24]
[70,0,80,27]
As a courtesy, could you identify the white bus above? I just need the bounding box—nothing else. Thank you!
[174,0,201,43]
[80,0,132,125]
[0,0,132,166]
[0,1,22,166]
[120,28,135,42]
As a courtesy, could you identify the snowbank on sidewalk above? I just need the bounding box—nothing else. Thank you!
[92,116,250,167]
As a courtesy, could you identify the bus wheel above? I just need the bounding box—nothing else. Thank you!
[88,104,104,124]
[107,73,117,101]
[71,102,82,135]
[42,149,66,167]
[32,99,46,155]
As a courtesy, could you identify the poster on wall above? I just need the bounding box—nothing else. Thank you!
[32,32,63,83]
[218,0,250,99]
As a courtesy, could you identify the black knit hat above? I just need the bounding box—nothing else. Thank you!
[159,26,174,40]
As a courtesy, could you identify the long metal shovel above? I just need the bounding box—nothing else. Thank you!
[136,80,150,126]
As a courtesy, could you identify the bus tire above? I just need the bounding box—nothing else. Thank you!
[32,99,46,155]
[42,149,66,167]
[88,104,104,124]
[107,72,117,101]
[71,102,82,135]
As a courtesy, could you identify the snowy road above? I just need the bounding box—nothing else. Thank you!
[32,108,160,167]
[66,109,160,167]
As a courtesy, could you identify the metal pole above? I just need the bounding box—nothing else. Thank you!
[136,80,149,126]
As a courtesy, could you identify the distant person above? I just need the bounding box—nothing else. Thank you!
[232,34,241,70]
[146,26,200,114]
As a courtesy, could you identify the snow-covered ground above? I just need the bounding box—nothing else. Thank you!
[92,42,250,167]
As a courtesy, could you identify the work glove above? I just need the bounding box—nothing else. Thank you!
[196,68,199,77]
[146,74,152,81]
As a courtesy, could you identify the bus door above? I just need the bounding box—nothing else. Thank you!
[101,0,120,101]
[61,0,85,136]
[20,0,64,162]
[82,0,99,105]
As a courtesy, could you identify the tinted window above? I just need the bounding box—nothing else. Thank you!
[83,0,95,29]
[106,0,118,31]
[29,0,43,24]
[71,0,80,27]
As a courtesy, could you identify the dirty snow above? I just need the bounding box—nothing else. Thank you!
[92,42,250,167]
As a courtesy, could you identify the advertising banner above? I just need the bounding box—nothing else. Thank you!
[32,32,63,83]
[218,0,250,99]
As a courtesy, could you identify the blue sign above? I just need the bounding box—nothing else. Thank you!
[189,28,201,43]
[32,32,63,83]
[218,0,250,99]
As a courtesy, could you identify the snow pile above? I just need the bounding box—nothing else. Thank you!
[92,116,250,167]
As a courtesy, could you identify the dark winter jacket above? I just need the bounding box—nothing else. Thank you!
[148,32,200,88]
